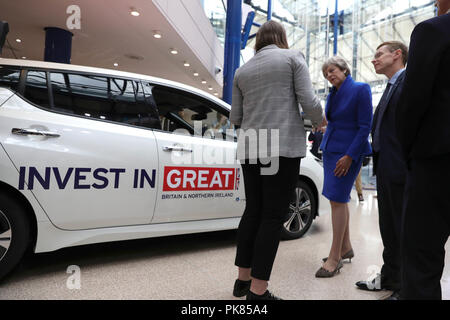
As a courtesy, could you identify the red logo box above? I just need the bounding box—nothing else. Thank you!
[163,167,237,191]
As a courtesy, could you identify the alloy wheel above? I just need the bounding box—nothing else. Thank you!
[284,187,312,234]
[0,210,12,262]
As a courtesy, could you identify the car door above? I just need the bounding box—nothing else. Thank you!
[146,83,245,223]
[0,68,159,230]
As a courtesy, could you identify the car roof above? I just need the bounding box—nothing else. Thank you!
[0,58,230,111]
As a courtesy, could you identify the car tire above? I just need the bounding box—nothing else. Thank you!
[281,179,316,240]
[0,193,31,281]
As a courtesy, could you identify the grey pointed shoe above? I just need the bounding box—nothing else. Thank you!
[315,260,344,278]
[322,249,354,263]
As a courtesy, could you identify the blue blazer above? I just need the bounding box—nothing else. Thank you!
[320,76,373,161]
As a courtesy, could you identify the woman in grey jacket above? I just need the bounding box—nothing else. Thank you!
[230,20,324,300]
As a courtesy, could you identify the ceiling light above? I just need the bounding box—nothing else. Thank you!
[170,49,178,55]
[214,92,219,96]
[184,62,190,67]
[208,87,213,91]
[153,31,162,39]
[130,10,140,16]
[193,72,199,77]
[113,63,119,67]
[21,56,26,59]
[16,39,22,43]
[201,80,207,84]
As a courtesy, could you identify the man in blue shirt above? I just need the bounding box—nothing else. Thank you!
[355,41,408,300]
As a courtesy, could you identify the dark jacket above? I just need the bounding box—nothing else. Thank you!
[396,13,450,160]
[308,131,323,159]
[371,72,408,183]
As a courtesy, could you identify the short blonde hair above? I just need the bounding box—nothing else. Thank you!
[322,56,351,78]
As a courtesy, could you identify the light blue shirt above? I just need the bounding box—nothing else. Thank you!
[389,68,406,85]
[387,68,406,95]
[389,68,405,85]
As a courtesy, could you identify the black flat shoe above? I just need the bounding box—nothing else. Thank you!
[356,274,400,292]
[355,274,382,291]
[246,290,282,300]
[233,279,251,297]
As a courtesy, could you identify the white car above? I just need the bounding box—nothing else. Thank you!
[0,58,326,280]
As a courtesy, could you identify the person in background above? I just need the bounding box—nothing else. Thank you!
[354,169,364,202]
[308,129,323,160]
[230,20,324,300]
[316,56,373,278]
[213,113,231,132]
[395,0,450,300]
[355,41,408,300]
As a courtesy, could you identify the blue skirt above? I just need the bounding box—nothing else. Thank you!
[322,151,363,203]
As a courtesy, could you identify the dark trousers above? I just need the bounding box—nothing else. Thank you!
[235,157,300,281]
[376,169,405,291]
[401,154,450,299]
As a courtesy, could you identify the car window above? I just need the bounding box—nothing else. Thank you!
[0,66,21,92]
[48,72,160,129]
[50,72,112,117]
[149,84,233,140]
[24,70,51,109]
[109,78,160,129]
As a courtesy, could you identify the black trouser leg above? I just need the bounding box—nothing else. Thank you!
[400,155,450,300]
[235,162,263,270]
[235,157,300,281]
[376,173,404,291]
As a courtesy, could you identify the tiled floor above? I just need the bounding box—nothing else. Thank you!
[0,189,449,300]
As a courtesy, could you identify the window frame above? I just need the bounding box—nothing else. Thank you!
[6,65,160,131]
[1,64,231,138]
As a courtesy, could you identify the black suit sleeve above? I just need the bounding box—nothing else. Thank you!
[396,21,443,159]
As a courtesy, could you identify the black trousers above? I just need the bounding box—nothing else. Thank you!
[376,169,405,291]
[400,154,450,300]
[235,157,300,281]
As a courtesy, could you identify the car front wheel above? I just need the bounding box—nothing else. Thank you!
[281,179,316,240]
[0,193,30,281]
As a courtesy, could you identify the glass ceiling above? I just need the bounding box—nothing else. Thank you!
[202,0,436,103]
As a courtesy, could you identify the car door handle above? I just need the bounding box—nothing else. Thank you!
[12,128,61,138]
[163,146,192,153]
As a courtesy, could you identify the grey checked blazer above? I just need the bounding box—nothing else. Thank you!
[230,44,323,159]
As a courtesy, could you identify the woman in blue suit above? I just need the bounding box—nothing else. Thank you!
[315,56,373,277]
